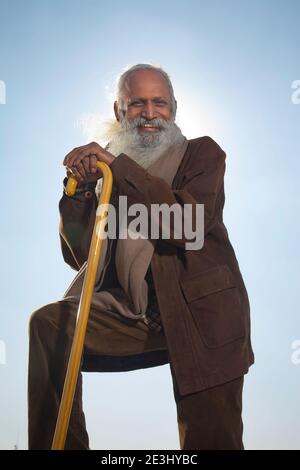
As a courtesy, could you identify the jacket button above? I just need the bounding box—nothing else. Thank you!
[84,190,93,199]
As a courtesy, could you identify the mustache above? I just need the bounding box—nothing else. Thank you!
[120,116,172,131]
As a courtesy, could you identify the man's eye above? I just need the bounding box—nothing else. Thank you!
[131,102,143,106]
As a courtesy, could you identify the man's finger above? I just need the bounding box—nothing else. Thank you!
[63,144,90,167]
[63,147,80,166]
[68,166,83,182]
[71,148,95,168]
[63,142,110,170]
[90,154,98,173]
[81,157,90,174]
[73,148,104,170]
[73,161,86,180]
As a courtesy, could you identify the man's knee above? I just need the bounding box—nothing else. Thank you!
[28,302,65,336]
[29,304,50,334]
[28,301,78,340]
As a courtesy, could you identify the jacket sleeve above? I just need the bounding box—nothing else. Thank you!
[109,136,226,250]
[58,181,98,271]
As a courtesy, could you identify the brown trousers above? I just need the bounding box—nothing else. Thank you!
[28,300,244,450]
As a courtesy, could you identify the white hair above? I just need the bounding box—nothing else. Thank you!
[116,63,177,118]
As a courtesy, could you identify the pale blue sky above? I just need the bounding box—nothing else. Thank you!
[0,0,299,449]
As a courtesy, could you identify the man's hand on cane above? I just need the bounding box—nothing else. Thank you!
[63,141,115,185]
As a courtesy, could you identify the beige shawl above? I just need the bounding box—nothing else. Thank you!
[61,136,188,321]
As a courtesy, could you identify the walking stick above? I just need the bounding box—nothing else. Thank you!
[51,161,113,450]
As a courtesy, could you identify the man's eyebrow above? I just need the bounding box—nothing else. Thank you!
[153,96,169,101]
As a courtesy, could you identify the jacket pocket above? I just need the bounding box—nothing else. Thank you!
[179,264,246,348]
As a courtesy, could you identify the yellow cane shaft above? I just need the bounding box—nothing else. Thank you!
[51,162,113,450]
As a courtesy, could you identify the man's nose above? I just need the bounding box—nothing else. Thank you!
[141,102,156,120]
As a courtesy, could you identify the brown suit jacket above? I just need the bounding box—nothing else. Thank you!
[59,136,255,395]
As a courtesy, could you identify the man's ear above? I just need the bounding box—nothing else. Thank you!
[114,101,120,122]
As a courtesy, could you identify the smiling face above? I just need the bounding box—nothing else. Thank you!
[114,69,175,134]
[104,67,183,170]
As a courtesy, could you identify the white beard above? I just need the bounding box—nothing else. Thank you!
[101,117,185,169]
[95,116,185,198]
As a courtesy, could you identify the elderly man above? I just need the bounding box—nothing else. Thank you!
[28,63,255,450]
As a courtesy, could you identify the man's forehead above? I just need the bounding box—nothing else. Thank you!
[123,70,170,98]
[128,95,168,102]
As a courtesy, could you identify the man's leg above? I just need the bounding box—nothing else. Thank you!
[28,300,167,450]
[170,365,244,450]
[28,301,90,450]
